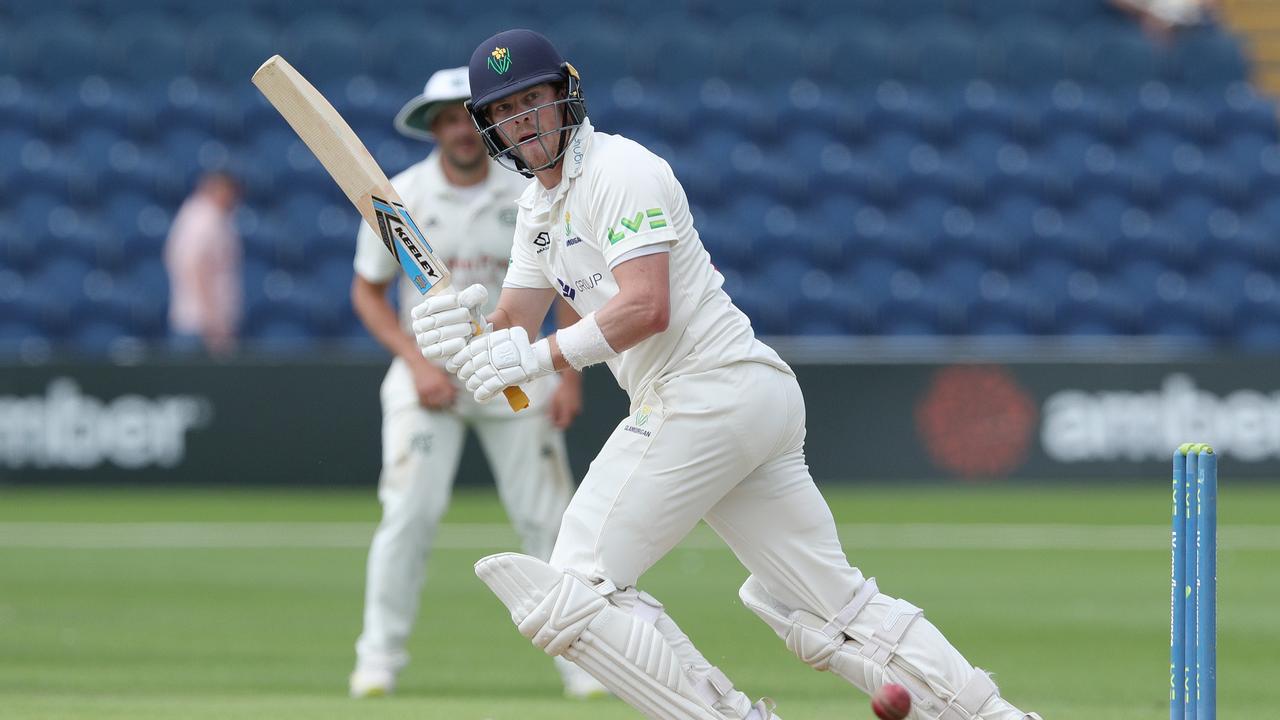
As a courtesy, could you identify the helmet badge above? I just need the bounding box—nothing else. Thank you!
[488,47,512,74]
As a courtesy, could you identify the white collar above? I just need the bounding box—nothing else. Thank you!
[515,117,594,211]
[562,116,593,181]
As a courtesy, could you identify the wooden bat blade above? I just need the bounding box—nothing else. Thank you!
[251,55,451,296]
[252,55,529,412]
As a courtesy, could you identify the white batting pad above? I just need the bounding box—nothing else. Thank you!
[740,575,1031,720]
[475,553,773,720]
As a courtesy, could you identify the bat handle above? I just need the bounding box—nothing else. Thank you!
[502,385,531,412]
[469,314,530,413]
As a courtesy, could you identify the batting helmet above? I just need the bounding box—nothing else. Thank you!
[465,29,586,177]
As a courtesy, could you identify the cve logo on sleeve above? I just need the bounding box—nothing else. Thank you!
[608,208,666,244]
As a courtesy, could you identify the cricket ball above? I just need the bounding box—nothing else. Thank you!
[871,683,911,720]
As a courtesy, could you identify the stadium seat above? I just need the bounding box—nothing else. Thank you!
[1214,84,1280,138]
[12,14,101,86]
[297,283,353,336]
[15,192,61,238]
[125,256,170,306]
[627,19,718,87]
[1124,88,1216,142]
[706,194,781,271]
[366,14,470,86]
[1237,319,1280,351]
[0,216,39,273]
[71,320,133,356]
[0,77,44,136]
[792,88,873,142]
[0,319,42,351]
[30,254,90,310]
[804,194,874,268]
[804,20,898,89]
[971,0,1110,26]
[880,295,948,335]
[1169,27,1249,89]
[1068,23,1165,91]
[983,22,1069,89]
[707,90,780,146]
[985,192,1040,248]
[930,256,987,300]
[104,14,191,85]
[552,18,634,84]
[743,260,811,335]
[189,14,279,86]
[246,316,314,350]
[0,127,33,182]
[713,15,807,86]
[282,15,370,82]
[897,22,981,90]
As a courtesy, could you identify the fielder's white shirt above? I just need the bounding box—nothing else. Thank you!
[353,152,529,333]
[503,118,789,401]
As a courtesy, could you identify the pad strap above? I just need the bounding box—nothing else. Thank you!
[822,578,879,639]
[937,670,999,720]
[857,597,923,666]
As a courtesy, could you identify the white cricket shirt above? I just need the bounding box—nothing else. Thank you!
[353,151,530,332]
[503,118,790,401]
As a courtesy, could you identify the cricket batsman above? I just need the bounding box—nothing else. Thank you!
[412,31,1042,719]
[347,65,604,700]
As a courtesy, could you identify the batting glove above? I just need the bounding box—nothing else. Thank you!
[452,327,554,403]
[411,283,488,360]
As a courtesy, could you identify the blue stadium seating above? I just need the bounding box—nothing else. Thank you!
[1,1,1276,353]
[627,20,718,87]
[104,14,190,86]
[189,14,278,86]
[1172,27,1250,89]
[985,22,1070,89]
[11,14,101,86]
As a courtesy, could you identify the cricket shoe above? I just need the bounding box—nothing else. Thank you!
[348,667,395,698]
[555,656,611,699]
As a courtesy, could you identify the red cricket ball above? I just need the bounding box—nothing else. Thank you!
[871,683,912,720]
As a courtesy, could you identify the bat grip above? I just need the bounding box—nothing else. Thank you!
[469,313,529,413]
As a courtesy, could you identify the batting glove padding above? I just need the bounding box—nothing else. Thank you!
[411,284,488,361]
[453,327,554,403]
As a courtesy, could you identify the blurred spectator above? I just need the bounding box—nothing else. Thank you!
[163,171,243,357]
[1112,0,1218,41]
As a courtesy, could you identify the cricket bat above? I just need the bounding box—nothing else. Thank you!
[252,55,529,412]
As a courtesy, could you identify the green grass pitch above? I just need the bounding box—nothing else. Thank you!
[1,483,1277,719]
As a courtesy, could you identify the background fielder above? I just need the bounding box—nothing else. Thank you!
[346,66,603,700]
[415,31,1043,720]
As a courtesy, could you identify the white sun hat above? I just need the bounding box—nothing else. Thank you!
[394,66,471,141]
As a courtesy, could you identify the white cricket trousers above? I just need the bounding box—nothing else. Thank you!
[356,359,572,672]
[550,360,864,619]
[544,361,1035,719]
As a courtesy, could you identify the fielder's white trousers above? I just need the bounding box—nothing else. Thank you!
[550,360,865,620]
[356,359,573,672]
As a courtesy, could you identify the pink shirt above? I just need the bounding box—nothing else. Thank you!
[164,194,242,336]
